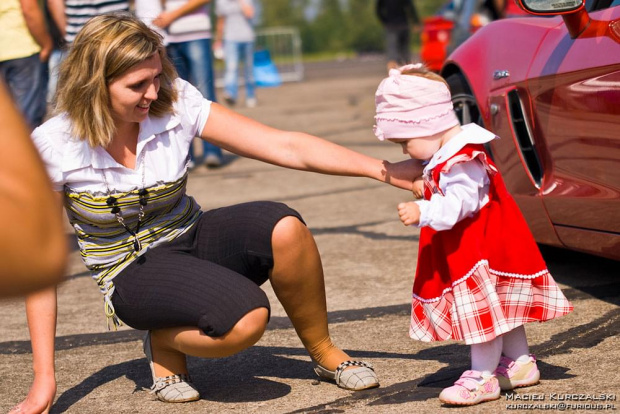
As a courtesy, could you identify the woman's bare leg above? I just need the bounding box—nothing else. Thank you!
[148,214,348,376]
[148,307,269,377]
[269,216,350,370]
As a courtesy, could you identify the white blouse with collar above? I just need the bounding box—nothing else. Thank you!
[31,78,211,328]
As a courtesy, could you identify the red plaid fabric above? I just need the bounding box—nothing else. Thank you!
[409,262,573,344]
[410,144,573,344]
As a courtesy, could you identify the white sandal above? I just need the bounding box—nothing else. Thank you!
[143,332,200,403]
[314,360,380,391]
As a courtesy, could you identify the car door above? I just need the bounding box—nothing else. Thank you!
[524,1,620,255]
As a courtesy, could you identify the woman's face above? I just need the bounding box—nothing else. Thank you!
[108,53,162,127]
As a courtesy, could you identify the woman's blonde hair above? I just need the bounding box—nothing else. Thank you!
[55,12,178,148]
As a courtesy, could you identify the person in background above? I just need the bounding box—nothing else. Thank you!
[44,0,67,104]
[46,0,129,105]
[374,64,572,406]
[376,0,421,72]
[0,0,53,128]
[0,80,67,298]
[150,0,225,168]
[214,0,257,108]
[63,0,130,43]
[11,14,422,411]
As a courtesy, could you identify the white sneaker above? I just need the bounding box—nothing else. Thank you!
[204,153,222,168]
[246,98,257,108]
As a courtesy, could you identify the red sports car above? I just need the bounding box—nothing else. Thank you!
[441,0,620,260]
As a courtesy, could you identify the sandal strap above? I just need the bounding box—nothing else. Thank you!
[335,360,374,374]
[150,374,193,394]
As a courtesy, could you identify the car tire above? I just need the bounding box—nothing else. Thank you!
[446,73,482,126]
[446,73,494,158]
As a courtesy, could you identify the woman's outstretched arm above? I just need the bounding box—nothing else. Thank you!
[201,103,424,190]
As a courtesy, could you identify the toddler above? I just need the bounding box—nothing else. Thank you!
[374,64,573,406]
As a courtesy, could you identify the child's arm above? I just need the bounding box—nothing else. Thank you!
[410,159,490,231]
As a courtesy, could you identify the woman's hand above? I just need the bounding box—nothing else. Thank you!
[9,373,56,414]
[412,176,424,199]
[381,159,425,191]
[398,201,421,226]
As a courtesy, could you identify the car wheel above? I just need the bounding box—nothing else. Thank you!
[446,73,493,157]
[446,73,482,126]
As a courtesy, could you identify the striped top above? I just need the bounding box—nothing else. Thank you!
[66,172,201,327]
[64,0,129,43]
[32,79,210,328]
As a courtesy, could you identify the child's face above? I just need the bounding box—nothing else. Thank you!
[389,137,441,161]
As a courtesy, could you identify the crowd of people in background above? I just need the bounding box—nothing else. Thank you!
[1,0,524,137]
[1,0,129,130]
[1,0,259,169]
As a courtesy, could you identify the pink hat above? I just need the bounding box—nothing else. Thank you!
[373,64,460,140]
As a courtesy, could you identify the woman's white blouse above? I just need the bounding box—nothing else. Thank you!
[33,78,210,194]
[31,78,212,328]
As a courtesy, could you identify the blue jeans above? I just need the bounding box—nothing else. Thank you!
[0,53,47,128]
[47,48,67,104]
[167,38,222,161]
[223,41,256,101]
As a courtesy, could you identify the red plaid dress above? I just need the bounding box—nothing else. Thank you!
[410,144,573,344]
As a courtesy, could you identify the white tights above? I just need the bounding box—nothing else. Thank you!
[470,325,530,376]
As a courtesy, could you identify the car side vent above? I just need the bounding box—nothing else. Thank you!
[507,90,543,187]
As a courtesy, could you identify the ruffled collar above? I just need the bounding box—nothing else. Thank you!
[60,112,181,172]
[424,124,497,172]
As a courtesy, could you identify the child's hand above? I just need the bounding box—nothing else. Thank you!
[412,176,424,199]
[398,202,421,226]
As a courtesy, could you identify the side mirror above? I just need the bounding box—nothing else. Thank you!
[517,0,584,14]
[517,0,597,39]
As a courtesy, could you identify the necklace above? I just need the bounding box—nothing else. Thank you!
[101,154,149,252]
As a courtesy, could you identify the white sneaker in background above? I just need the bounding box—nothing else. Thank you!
[204,153,223,168]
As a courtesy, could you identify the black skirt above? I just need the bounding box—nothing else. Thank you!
[111,201,303,337]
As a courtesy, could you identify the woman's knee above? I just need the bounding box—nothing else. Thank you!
[272,215,311,249]
[229,307,269,349]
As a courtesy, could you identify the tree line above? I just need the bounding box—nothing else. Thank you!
[257,0,444,55]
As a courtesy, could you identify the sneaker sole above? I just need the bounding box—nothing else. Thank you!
[339,382,380,391]
[440,391,501,406]
[156,394,200,403]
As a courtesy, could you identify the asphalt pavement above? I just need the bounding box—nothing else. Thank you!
[1,56,619,414]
